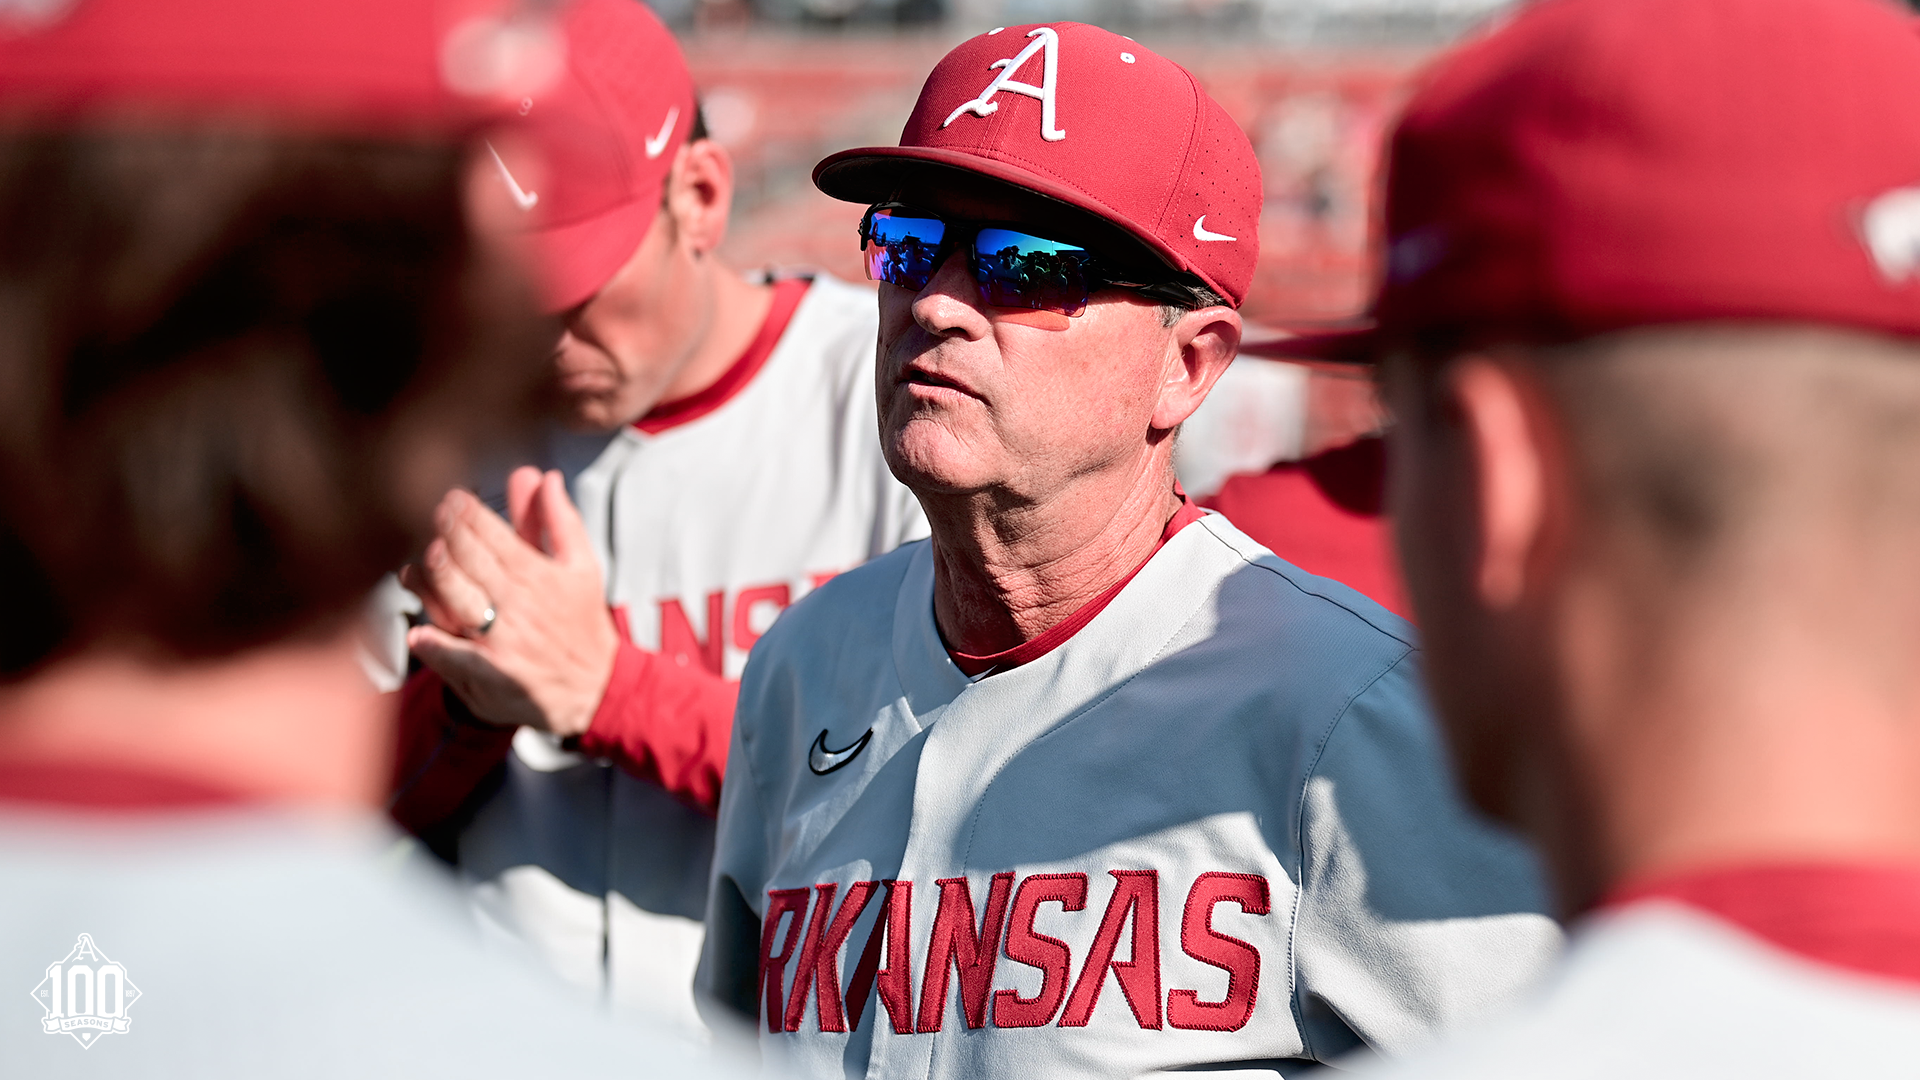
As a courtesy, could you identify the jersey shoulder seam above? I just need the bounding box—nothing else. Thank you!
[1194,514,1418,650]
[1285,643,1419,1059]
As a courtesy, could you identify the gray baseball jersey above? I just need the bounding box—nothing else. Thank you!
[698,512,1561,1077]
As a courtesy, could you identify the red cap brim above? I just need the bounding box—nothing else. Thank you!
[814,145,1201,290]
[526,196,659,314]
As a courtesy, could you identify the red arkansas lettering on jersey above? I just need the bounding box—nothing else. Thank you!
[659,592,727,674]
[1059,870,1162,1029]
[1167,872,1270,1031]
[917,873,1015,1032]
[772,870,1268,1037]
[657,576,840,673]
[845,879,914,1033]
[784,880,880,1032]
[759,888,812,1032]
[993,873,1089,1027]
[732,584,792,652]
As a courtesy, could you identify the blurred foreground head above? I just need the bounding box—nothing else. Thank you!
[0,0,553,678]
[1293,0,1920,912]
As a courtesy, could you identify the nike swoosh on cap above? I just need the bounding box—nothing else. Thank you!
[808,727,873,776]
[1193,215,1237,242]
[487,141,538,211]
[644,105,680,159]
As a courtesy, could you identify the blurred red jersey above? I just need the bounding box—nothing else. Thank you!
[1202,436,1409,620]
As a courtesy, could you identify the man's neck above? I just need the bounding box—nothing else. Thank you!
[925,458,1183,657]
[0,633,386,809]
[1553,574,1920,910]
[656,264,775,407]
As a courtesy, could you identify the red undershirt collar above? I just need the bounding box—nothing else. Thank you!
[1605,861,1920,988]
[0,759,249,812]
[633,277,810,436]
[946,493,1206,678]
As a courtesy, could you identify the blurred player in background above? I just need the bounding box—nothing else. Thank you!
[1265,0,1920,1073]
[0,0,755,1073]
[389,0,926,1034]
[1190,346,1407,617]
[699,23,1556,1075]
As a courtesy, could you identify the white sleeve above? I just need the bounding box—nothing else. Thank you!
[1291,651,1563,1059]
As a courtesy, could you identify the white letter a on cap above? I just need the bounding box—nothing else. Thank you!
[943,27,1065,142]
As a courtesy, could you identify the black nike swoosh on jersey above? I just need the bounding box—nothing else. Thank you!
[808,727,874,776]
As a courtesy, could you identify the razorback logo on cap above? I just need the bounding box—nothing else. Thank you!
[943,26,1065,142]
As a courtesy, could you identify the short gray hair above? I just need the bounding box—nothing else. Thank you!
[1157,282,1230,327]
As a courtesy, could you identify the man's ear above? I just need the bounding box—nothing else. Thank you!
[1150,305,1242,431]
[662,139,735,257]
[1447,355,1553,608]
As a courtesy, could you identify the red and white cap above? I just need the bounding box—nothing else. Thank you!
[487,0,697,312]
[813,22,1261,308]
[0,0,540,135]
[1257,0,1920,363]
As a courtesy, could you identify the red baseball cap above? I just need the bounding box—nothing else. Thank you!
[0,0,538,134]
[485,0,697,313]
[813,22,1261,308]
[1262,0,1920,364]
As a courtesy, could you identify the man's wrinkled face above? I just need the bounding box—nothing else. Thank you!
[551,207,707,432]
[875,185,1179,501]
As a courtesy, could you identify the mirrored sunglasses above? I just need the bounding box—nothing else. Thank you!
[858,203,1192,318]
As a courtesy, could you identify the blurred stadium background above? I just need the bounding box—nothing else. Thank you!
[678,0,1520,329]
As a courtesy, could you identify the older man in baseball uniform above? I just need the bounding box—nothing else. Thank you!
[1265,0,1920,1074]
[388,0,926,1035]
[698,23,1559,1076]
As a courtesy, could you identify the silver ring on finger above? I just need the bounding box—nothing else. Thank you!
[475,605,498,637]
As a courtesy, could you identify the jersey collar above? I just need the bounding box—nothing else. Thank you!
[632,277,810,436]
[1606,861,1920,988]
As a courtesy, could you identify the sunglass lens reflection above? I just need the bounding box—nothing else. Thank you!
[973,228,1093,316]
[865,210,947,293]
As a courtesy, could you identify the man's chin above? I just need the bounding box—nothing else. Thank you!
[882,437,997,499]
[556,390,628,434]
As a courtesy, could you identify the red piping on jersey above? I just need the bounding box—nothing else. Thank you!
[946,495,1206,678]
[633,277,810,435]
[0,758,247,811]
[1605,861,1920,988]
